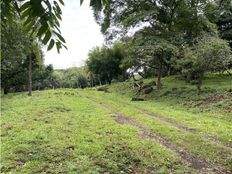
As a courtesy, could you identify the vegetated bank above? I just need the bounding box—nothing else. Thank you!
[104,73,232,119]
[2,83,232,173]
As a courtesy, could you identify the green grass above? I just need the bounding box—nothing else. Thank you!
[81,90,232,169]
[109,74,232,120]
[88,91,232,144]
[1,74,232,173]
[1,90,194,174]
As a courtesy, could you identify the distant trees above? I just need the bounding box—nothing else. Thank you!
[86,43,127,85]
[59,68,88,88]
[1,21,56,94]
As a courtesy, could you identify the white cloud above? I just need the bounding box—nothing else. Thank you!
[44,0,104,69]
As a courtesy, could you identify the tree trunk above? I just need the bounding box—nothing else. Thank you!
[92,79,94,87]
[156,66,162,90]
[197,79,202,95]
[28,55,32,96]
[197,72,203,94]
[2,87,9,95]
[4,89,8,95]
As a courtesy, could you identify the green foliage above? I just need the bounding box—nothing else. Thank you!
[86,44,127,84]
[205,0,232,46]
[122,35,178,89]
[51,67,88,89]
[1,22,31,93]
[1,0,107,52]
[1,90,194,173]
[92,0,226,90]
[77,74,88,88]
[94,0,217,42]
[178,36,232,91]
[1,20,58,95]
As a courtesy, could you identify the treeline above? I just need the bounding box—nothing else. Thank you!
[85,0,232,92]
[1,22,51,95]
[0,21,87,94]
[2,0,232,95]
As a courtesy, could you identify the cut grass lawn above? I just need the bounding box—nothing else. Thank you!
[1,73,232,174]
[81,91,232,170]
[1,90,195,174]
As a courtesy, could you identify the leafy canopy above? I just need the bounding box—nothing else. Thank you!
[2,0,107,52]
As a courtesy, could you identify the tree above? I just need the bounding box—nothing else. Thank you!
[178,36,232,92]
[1,22,31,94]
[32,64,55,90]
[92,0,220,90]
[86,44,125,85]
[1,21,52,94]
[77,74,88,88]
[94,0,216,43]
[87,71,95,87]
[52,67,89,88]
[28,42,42,96]
[205,0,232,47]
[124,35,178,90]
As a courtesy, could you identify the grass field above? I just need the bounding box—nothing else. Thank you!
[1,75,232,174]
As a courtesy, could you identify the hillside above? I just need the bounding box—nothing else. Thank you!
[106,74,232,120]
[1,74,232,173]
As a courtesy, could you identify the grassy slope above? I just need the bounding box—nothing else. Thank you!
[1,90,194,174]
[105,74,232,144]
[81,91,232,170]
[109,74,232,121]
[86,74,232,169]
[1,74,231,173]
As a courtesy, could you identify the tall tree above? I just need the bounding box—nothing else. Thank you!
[86,44,125,84]
[124,34,178,89]
[94,0,216,43]
[92,0,218,89]
[1,22,30,94]
[1,21,44,95]
[27,42,42,96]
[205,0,232,47]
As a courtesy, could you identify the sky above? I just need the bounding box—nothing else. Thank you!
[44,0,104,69]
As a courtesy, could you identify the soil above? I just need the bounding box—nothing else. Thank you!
[85,96,231,174]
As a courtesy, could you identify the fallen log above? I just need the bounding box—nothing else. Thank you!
[143,86,153,94]
[97,87,108,92]
[131,98,144,101]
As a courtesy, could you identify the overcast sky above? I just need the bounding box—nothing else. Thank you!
[44,0,104,69]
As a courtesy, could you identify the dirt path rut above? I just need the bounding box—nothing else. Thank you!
[84,96,231,174]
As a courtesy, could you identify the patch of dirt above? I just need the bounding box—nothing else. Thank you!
[96,97,232,149]
[195,95,225,106]
[2,124,14,130]
[14,160,26,167]
[39,106,72,114]
[132,106,232,149]
[65,145,75,151]
[86,96,231,174]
